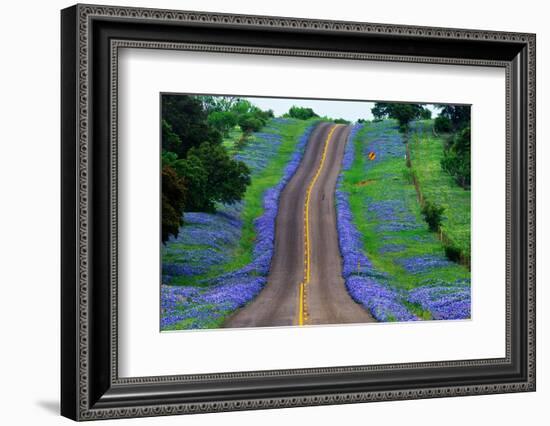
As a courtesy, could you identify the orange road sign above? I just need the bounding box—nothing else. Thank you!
[368,151,376,160]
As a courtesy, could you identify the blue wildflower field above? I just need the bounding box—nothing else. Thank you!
[337,120,471,321]
[161,118,317,330]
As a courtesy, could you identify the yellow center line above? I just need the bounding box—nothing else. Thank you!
[298,125,339,326]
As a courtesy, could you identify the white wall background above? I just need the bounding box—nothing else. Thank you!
[0,0,546,424]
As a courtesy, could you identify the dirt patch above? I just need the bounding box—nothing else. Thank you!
[357,179,376,187]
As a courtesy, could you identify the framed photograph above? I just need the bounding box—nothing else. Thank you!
[61,4,536,421]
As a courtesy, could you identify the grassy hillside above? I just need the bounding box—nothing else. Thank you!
[338,120,470,321]
[409,121,471,261]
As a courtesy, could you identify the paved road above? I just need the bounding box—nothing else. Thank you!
[224,123,375,328]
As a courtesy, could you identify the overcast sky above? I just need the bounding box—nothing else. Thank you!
[244,96,440,122]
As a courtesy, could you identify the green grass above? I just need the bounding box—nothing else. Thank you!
[409,120,471,259]
[162,304,229,330]
[221,126,244,155]
[221,118,317,273]
[341,121,469,292]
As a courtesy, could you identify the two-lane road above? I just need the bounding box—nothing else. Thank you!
[224,123,374,328]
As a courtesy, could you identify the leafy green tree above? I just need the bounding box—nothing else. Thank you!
[207,111,238,136]
[436,105,470,130]
[161,95,222,157]
[434,116,453,133]
[161,165,186,243]
[441,125,471,188]
[284,106,319,120]
[174,143,251,212]
[421,200,445,232]
[333,118,351,124]
[161,150,178,168]
[238,113,264,133]
[233,99,255,115]
[371,103,387,121]
[419,108,432,120]
[161,120,181,153]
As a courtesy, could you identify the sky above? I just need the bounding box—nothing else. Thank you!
[244,96,440,122]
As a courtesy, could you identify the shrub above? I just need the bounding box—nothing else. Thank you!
[434,115,452,133]
[238,113,264,133]
[421,200,445,232]
[444,242,462,262]
[207,111,238,136]
[441,126,470,188]
[402,167,416,184]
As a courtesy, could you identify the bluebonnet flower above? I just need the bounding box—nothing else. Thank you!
[407,279,471,320]
[397,255,453,274]
[341,124,362,170]
[379,244,406,254]
[346,276,418,322]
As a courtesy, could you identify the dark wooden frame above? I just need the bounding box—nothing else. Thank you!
[61,3,536,421]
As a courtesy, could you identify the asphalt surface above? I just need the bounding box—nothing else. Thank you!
[224,123,375,328]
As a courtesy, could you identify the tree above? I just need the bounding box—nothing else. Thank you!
[441,125,471,189]
[371,102,426,133]
[434,116,453,133]
[207,111,238,136]
[161,95,222,157]
[174,143,251,212]
[233,99,255,115]
[419,108,432,120]
[284,106,319,120]
[435,105,470,130]
[161,120,181,153]
[371,103,388,121]
[197,95,241,113]
[238,113,264,133]
[161,166,186,243]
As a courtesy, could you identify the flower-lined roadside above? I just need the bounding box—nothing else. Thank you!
[336,124,417,321]
[336,121,471,322]
[161,119,318,330]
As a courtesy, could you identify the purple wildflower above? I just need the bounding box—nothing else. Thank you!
[407,279,471,320]
[397,255,453,274]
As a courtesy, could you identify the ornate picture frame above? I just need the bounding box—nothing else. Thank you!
[61,4,535,421]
